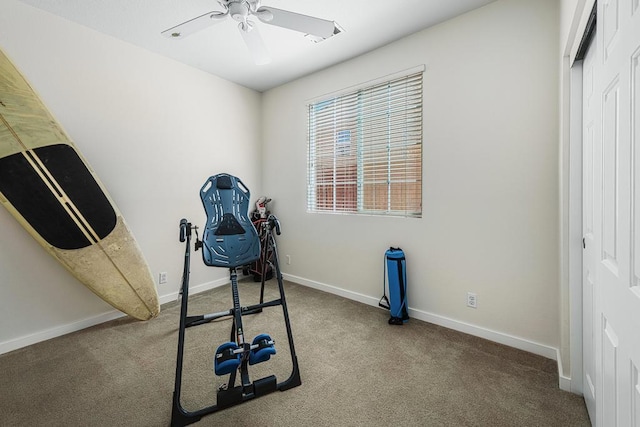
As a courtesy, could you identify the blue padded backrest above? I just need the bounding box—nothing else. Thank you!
[200,174,260,268]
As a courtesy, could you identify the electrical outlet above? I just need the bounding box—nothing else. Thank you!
[467,292,477,308]
[286,255,291,265]
[159,272,167,285]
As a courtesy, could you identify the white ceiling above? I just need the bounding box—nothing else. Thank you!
[16,0,496,92]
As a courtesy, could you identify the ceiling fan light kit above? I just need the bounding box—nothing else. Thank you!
[161,0,342,64]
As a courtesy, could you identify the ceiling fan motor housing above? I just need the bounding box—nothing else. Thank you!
[229,1,250,22]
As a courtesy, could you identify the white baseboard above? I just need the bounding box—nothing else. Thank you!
[284,273,564,365]
[2,273,574,393]
[0,310,125,355]
[284,273,383,308]
[0,278,230,356]
[556,349,572,392]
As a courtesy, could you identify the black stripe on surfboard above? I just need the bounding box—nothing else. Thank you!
[0,144,117,250]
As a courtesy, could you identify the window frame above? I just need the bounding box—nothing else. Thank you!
[306,67,424,218]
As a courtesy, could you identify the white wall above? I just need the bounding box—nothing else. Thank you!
[263,0,561,353]
[0,0,262,352]
[0,0,566,364]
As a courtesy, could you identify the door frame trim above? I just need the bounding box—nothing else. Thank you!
[568,60,584,395]
[561,0,597,394]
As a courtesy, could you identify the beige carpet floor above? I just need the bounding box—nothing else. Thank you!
[0,279,590,426]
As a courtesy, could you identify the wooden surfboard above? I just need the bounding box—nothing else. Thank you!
[0,48,160,321]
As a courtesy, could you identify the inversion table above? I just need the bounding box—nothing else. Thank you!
[171,173,301,426]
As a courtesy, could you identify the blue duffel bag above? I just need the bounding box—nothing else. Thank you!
[378,247,409,325]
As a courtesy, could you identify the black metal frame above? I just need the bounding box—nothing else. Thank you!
[171,217,301,426]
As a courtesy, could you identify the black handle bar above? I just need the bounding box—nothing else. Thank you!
[179,219,188,242]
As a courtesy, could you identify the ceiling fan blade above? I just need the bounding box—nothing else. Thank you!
[239,22,271,65]
[255,6,337,39]
[161,10,227,39]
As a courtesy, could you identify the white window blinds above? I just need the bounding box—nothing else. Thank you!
[307,71,423,217]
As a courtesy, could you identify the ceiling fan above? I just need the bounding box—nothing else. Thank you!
[161,0,342,65]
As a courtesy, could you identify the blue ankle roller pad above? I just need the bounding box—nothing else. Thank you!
[200,174,260,268]
[249,334,276,365]
[214,342,241,376]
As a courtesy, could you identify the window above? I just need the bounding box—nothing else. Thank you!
[307,70,423,217]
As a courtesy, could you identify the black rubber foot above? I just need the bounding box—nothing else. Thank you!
[217,386,243,409]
